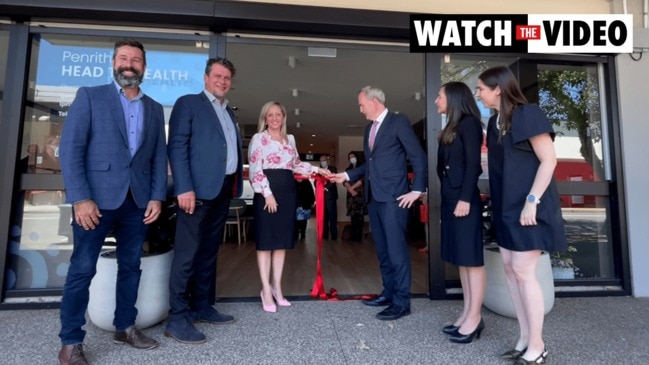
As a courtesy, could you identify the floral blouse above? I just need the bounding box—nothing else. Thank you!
[248,131,317,197]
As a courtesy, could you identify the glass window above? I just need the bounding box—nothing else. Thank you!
[0,29,8,118]
[441,55,618,287]
[559,194,614,280]
[6,190,72,290]
[537,64,607,182]
[20,33,209,174]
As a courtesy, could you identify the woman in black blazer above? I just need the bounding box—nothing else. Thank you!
[435,82,485,344]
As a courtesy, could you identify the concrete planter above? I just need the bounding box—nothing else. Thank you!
[483,246,555,318]
[88,249,173,331]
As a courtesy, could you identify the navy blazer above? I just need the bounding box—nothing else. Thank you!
[437,115,483,202]
[167,92,243,200]
[60,83,167,210]
[347,111,427,203]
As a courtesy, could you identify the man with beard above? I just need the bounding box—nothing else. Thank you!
[58,39,167,365]
[165,57,243,344]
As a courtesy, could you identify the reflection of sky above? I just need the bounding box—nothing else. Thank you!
[35,39,208,107]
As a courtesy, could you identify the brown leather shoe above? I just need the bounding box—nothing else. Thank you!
[113,326,159,349]
[58,344,88,365]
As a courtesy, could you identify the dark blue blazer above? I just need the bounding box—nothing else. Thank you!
[437,115,483,202]
[167,92,243,199]
[60,83,167,210]
[347,111,427,203]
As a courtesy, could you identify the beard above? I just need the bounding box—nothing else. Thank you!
[113,67,144,88]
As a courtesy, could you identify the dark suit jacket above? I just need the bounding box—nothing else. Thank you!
[323,165,338,200]
[167,92,243,199]
[347,111,427,203]
[60,83,167,210]
[437,115,483,202]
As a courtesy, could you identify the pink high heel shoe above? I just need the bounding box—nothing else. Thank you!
[260,291,277,313]
[271,288,291,307]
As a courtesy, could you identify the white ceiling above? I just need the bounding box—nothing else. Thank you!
[223,40,426,155]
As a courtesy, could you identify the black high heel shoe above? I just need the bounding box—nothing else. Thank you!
[449,319,484,344]
[514,348,548,364]
[501,348,527,360]
[442,324,459,336]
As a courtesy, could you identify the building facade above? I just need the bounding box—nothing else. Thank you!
[1,0,648,308]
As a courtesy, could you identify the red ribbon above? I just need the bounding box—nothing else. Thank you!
[295,173,378,302]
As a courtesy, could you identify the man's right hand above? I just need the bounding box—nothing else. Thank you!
[74,200,102,230]
[330,173,347,184]
[177,191,196,214]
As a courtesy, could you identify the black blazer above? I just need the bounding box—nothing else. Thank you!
[437,115,483,202]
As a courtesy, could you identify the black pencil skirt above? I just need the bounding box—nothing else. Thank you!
[253,169,297,251]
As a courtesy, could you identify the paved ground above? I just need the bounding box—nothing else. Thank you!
[1,296,648,364]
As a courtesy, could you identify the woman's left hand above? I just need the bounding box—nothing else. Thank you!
[264,194,278,213]
[453,200,470,217]
[520,202,538,226]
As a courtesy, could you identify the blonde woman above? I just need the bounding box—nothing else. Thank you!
[248,101,329,313]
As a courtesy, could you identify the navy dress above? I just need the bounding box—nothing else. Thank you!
[438,115,484,267]
[486,104,567,252]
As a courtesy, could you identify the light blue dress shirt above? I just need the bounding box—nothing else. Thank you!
[204,90,238,174]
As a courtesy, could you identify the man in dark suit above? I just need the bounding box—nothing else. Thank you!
[319,155,339,240]
[58,39,167,364]
[333,86,427,320]
[165,57,243,344]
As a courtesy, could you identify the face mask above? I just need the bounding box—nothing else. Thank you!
[320,161,328,168]
[349,158,357,165]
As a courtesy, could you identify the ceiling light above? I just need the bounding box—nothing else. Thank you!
[311,134,316,137]
[308,47,337,58]
[309,143,314,147]
[296,122,301,128]
[288,56,296,68]
[444,53,451,64]
[294,108,300,116]
[292,88,299,98]
[414,92,421,101]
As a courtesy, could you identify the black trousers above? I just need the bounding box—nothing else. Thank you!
[168,175,233,320]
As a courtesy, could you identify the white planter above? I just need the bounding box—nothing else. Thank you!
[552,266,575,280]
[483,246,555,318]
[88,249,173,331]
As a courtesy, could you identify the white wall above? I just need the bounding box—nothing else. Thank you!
[616,30,649,297]
[237,0,610,14]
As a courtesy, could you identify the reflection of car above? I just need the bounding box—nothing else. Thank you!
[241,164,254,204]
[241,180,254,204]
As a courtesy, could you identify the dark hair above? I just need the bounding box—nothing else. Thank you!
[347,151,364,169]
[438,82,482,145]
[112,39,146,65]
[205,57,236,77]
[478,66,527,138]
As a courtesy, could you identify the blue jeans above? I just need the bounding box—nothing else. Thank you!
[59,194,148,345]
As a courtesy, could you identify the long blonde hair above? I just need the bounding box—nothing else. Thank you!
[257,101,288,142]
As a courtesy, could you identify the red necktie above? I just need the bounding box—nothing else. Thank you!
[368,121,379,150]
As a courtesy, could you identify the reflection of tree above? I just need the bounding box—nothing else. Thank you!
[441,61,489,84]
[538,69,603,180]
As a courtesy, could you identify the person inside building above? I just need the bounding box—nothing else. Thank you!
[343,151,367,242]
